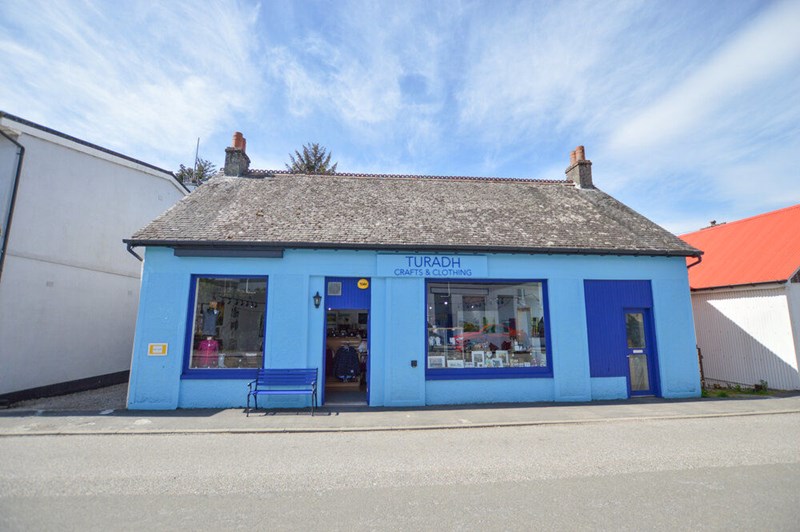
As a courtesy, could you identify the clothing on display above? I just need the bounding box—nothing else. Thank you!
[196,338,219,367]
[333,345,360,381]
[202,308,219,335]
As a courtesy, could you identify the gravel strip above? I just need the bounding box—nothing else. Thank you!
[7,384,128,411]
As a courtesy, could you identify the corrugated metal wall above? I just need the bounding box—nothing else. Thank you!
[692,286,800,390]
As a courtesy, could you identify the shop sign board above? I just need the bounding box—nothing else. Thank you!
[377,254,488,278]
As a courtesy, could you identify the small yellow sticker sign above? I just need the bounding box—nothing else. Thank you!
[148,343,168,356]
[357,278,369,289]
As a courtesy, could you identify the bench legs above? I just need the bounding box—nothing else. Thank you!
[246,392,316,416]
[246,392,260,417]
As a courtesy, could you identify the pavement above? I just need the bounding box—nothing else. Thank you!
[1,385,799,436]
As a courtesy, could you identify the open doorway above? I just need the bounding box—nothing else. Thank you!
[324,309,369,405]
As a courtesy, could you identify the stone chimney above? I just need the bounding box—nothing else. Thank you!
[565,145,593,188]
[223,131,250,176]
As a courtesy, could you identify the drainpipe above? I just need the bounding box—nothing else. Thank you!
[126,242,143,262]
[687,255,702,269]
[0,129,25,284]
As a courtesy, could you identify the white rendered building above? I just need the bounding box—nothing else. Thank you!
[0,112,187,402]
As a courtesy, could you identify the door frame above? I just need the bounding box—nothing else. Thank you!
[320,277,372,406]
[623,307,660,397]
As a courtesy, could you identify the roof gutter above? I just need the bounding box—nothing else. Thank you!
[691,279,788,292]
[0,129,25,284]
[122,239,703,258]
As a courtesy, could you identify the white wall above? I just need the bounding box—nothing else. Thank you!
[692,286,800,390]
[0,123,186,395]
[788,282,800,380]
[0,138,19,238]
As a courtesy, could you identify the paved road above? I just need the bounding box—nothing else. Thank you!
[1,413,798,530]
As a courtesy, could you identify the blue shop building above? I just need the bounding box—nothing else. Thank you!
[124,136,702,409]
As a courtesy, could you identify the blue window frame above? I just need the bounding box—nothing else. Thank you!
[182,275,268,379]
[425,279,553,380]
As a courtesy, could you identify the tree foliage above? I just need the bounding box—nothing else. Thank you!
[176,158,217,186]
[285,143,338,174]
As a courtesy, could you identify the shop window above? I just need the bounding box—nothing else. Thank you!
[186,276,267,371]
[426,281,550,379]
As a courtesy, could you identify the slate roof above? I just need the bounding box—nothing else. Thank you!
[680,204,800,289]
[127,172,700,257]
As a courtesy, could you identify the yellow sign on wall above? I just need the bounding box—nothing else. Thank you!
[357,278,369,289]
[148,343,168,356]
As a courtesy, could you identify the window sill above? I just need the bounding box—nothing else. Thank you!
[426,368,553,380]
[181,368,259,380]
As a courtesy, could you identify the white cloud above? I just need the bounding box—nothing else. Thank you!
[0,0,262,168]
[266,26,405,126]
[261,0,460,161]
[609,0,800,153]
[456,1,651,144]
[593,0,800,231]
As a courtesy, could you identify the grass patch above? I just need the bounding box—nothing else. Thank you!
[703,380,772,398]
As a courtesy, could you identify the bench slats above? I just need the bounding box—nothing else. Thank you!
[255,369,317,387]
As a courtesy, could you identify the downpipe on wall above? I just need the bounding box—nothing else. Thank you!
[0,129,25,284]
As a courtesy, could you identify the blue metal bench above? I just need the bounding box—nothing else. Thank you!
[247,368,318,416]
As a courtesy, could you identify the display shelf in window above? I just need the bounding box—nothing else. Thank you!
[425,280,552,378]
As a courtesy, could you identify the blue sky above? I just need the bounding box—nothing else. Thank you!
[2,0,799,233]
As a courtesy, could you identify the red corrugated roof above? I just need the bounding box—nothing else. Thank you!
[679,204,800,290]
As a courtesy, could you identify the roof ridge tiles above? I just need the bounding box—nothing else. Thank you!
[245,169,571,185]
[682,203,800,236]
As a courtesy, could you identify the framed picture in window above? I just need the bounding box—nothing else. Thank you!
[470,351,485,367]
[428,355,445,369]
[447,359,465,368]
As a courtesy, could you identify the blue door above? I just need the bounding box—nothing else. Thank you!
[585,280,661,398]
[624,308,658,396]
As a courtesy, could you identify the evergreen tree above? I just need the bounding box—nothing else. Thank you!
[285,143,338,174]
[175,158,217,186]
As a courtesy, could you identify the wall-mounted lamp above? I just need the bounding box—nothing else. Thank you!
[313,291,322,309]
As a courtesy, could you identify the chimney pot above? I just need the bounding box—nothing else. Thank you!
[575,145,585,161]
[232,132,244,150]
[570,150,577,165]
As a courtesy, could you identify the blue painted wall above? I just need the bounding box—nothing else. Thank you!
[585,280,653,378]
[127,249,700,409]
